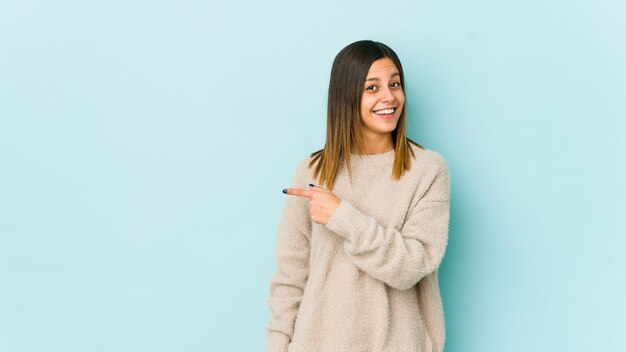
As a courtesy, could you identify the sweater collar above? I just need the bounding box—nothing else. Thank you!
[343,148,395,168]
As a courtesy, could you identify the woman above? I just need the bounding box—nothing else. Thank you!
[266,40,451,352]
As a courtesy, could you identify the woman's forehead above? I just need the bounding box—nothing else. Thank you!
[367,58,400,78]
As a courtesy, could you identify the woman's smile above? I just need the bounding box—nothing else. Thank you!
[372,107,397,119]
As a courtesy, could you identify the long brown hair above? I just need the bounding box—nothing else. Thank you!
[309,40,424,189]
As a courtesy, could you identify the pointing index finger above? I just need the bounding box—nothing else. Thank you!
[283,188,313,198]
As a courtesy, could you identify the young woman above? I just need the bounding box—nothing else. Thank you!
[266,40,451,352]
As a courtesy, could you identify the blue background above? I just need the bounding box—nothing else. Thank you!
[1,1,624,351]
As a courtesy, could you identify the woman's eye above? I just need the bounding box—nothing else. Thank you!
[390,82,401,88]
[366,85,378,91]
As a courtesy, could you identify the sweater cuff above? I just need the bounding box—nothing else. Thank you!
[324,200,368,243]
[267,330,290,352]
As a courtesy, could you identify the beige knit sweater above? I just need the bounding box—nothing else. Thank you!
[266,143,451,352]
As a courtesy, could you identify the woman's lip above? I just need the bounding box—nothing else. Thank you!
[373,111,396,119]
[373,108,397,119]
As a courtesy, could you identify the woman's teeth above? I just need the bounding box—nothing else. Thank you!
[374,108,395,115]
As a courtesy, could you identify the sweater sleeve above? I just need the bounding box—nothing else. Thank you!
[266,161,312,352]
[324,157,450,290]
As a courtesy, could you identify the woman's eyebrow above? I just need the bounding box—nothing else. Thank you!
[365,72,400,82]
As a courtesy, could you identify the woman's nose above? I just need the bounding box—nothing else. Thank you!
[380,86,395,102]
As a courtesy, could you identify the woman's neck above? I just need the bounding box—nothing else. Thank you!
[353,136,394,155]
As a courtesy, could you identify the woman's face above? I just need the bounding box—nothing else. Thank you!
[359,57,405,140]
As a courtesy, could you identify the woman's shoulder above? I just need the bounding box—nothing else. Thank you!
[291,149,320,178]
[293,143,448,177]
[408,142,448,172]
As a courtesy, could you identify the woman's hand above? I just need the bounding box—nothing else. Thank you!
[283,184,341,225]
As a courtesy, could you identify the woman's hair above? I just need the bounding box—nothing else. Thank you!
[309,40,424,189]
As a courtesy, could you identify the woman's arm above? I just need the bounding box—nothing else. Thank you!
[266,161,311,351]
[324,158,450,290]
